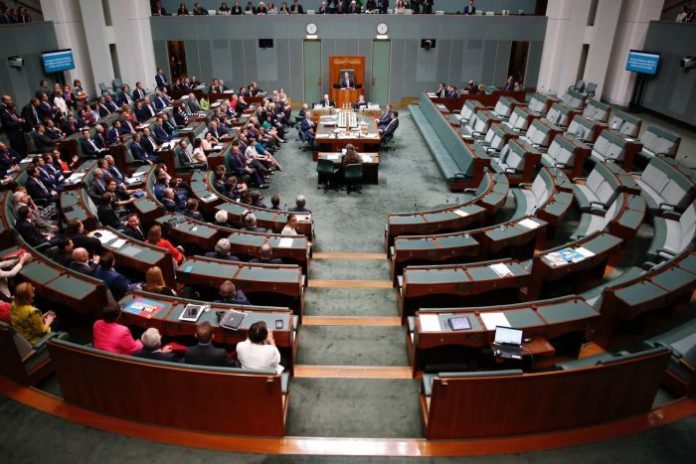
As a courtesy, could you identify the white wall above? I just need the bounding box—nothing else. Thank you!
[109,0,158,91]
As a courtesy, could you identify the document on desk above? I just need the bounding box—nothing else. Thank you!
[92,229,116,244]
[481,312,511,331]
[361,155,373,163]
[453,209,469,218]
[326,154,340,161]
[489,263,513,278]
[111,238,127,249]
[518,218,541,230]
[576,247,595,258]
[278,238,294,249]
[419,314,442,332]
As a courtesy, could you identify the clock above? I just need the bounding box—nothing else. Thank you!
[377,23,389,35]
[306,23,318,35]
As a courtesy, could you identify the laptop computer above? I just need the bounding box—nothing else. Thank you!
[492,326,523,360]
[220,310,247,331]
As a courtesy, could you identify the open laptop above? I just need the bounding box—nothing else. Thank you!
[492,326,523,360]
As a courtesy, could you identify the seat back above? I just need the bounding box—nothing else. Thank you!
[460,100,483,123]
[582,100,610,122]
[0,321,34,383]
[561,89,585,110]
[526,119,553,147]
[640,126,681,158]
[594,130,627,161]
[493,96,518,118]
[344,163,363,181]
[317,158,335,175]
[528,92,551,113]
[609,110,642,137]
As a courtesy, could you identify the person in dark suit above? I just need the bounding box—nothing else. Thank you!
[375,104,393,130]
[289,195,311,213]
[187,93,202,113]
[153,118,172,144]
[116,86,134,106]
[250,243,283,265]
[132,82,147,101]
[462,0,475,15]
[97,193,123,229]
[153,92,169,111]
[92,252,133,300]
[183,198,204,221]
[96,96,113,117]
[130,133,158,164]
[106,121,122,146]
[347,0,361,13]
[55,237,74,267]
[134,328,180,362]
[15,206,50,247]
[69,247,99,275]
[422,0,432,14]
[80,129,108,158]
[1,103,26,153]
[435,82,447,98]
[300,112,316,147]
[20,98,41,132]
[339,72,355,89]
[0,142,20,175]
[504,75,515,92]
[318,94,334,108]
[184,322,233,366]
[141,128,159,155]
[204,238,241,262]
[155,68,169,89]
[377,0,388,14]
[25,165,56,206]
[33,124,58,152]
[214,280,251,305]
[409,0,420,14]
[379,111,400,137]
[290,0,304,13]
[173,103,189,126]
[122,213,146,241]
[136,98,157,122]
[64,219,103,256]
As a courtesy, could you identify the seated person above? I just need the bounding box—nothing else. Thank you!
[352,95,367,111]
[141,127,160,155]
[93,303,143,355]
[249,190,267,208]
[340,71,355,89]
[130,133,158,164]
[318,94,334,108]
[375,104,393,130]
[15,205,54,247]
[270,194,281,210]
[214,210,230,227]
[10,282,56,346]
[183,198,203,220]
[161,188,180,212]
[97,192,124,229]
[250,243,283,265]
[281,213,300,235]
[342,143,362,167]
[92,251,136,300]
[88,168,108,201]
[80,129,109,158]
[214,280,250,305]
[236,321,283,373]
[243,213,268,233]
[289,194,310,213]
[177,139,207,170]
[64,219,103,256]
[25,165,57,206]
[205,238,241,262]
[153,117,172,144]
[55,237,74,267]
[147,224,185,264]
[184,321,233,367]
[13,188,56,233]
[69,247,99,275]
[122,213,146,241]
[133,328,179,362]
[142,265,177,296]
[379,111,399,137]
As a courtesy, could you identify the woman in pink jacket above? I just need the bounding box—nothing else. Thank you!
[93,303,142,355]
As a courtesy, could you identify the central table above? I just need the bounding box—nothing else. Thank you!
[316,152,380,184]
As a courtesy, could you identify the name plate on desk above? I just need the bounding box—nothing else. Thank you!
[453,209,469,218]
[518,218,541,230]
[489,263,513,278]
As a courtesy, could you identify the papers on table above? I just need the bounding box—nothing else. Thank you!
[202,194,218,202]
[278,238,294,249]
[125,176,143,186]
[111,238,126,249]
[480,312,511,331]
[341,148,347,155]
[360,154,373,163]
[212,144,224,151]
[576,247,595,258]
[295,214,311,223]
[489,263,513,278]
[426,92,437,98]
[545,247,593,266]
[418,314,442,332]
[326,154,340,161]
[65,172,86,184]
[453,209,469,218]
[518,218,541,230]
[90,229,117,245]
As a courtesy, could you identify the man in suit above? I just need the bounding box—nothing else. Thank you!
[177,139,206,170]
[106,121,122,146]
[134,328,179,362]
[300,111,316,147]
[116,86,134,106]
[377,0,388,14]
[132,82,147,101]
[0,142,20,175]
[173,103,189,126]
[347,0,361,13]
[88,168,108,201]
[204,238,241,262]
[0,103,26,152]
[289,195,311,213]
[155,68,169,89]
[69,247,99,275]
[379,111,400,137]
[15,206,51,247]
[136,98,157,122]
[80,129,108,158]
[340,71,355,89]
[93,124,108,148]
[64,219,103,256]
[290,0,304,13]
[463,0,475,15]
[130,133,158,164]
[33,124,58,152]
[187,93,202,113]
[97,192,123,229]
[25,165,57,206]
[352,95,368,111]
[228,145,267,188]
[97,96,112,117]
[20,98,41,132]
[318,94,334,108]
[122,213,146,241]
[141,128,159,156]
[92,251,134,300]
[249,244,283,265]
[184,322,233,366]
[214,280,251,305]
[153,117,172,144]
[153,91,169,111]
[375,104,393,130]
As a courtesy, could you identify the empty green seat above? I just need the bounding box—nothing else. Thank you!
[608,110,642,137]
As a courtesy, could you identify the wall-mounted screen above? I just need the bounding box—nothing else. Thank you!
[625,50,660,75]
[41,49,75,73]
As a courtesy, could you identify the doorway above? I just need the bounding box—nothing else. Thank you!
[303,40,322,105]
[371,40,391,107]
[507,41,530,86]
[167,41,187,80]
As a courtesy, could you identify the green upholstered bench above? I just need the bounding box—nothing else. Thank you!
[637,157,695,216]
[608,110,642,137]
[582,99,610,123]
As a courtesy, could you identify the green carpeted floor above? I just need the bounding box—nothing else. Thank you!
[304,287,397,316]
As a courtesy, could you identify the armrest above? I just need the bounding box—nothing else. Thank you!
[454,173,471,179]
[554,162,567,169]
[33,331,69,349]
[657,249,676,259]
[659,203,676,212]
[590,205,606,214]
[589,201,605,208]
[504,168,518,174]
[662,210,681,220]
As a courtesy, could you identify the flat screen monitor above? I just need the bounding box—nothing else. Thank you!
[42,49,75,73]
[494,326,523,346]
[625,50,660,75]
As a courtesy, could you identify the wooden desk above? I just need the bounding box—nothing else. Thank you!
[333,88,361,108]
[314,112,380,157]
[317,152,380,184]
[176,256,304,318]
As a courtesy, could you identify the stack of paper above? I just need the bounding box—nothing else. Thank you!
[453,209,469,218]
[419,314,442,332]
[278,238,294,248]
[489,263,513,278]
[480,312,510,331]
[518,218,541,230]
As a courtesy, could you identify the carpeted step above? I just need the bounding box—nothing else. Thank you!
[304,287,398,317]
[309,259,390,281]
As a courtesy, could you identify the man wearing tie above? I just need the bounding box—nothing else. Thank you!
[141,128,159,155]
[154,117,172,144]
[379,111,400,138]
[25,165,56,206]
[130,133,158,164]
[20,98,41,132]
[81,129,108,158]
[107,121,122,146]
[319,94,334,108]
[340,71,354,89]
[375,104,393,130]
[132,82,147,101]
[155,69,169,89]
[187,93,202,113]
[117,86,134,106]
[97,96,112,118]
[463,0,475,15]
[122,214,146,241]
[153,91,168,110]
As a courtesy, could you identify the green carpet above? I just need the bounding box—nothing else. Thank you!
[286,378,422,438]
[310,259,391,281]
[304,287,398,317]
[297,326,409,366]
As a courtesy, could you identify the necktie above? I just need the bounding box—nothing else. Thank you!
[89,140,98,151]
[35,178,48,193]
[32,106,38,123]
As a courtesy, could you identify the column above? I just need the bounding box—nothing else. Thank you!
[602,0,664,106]
[77,0,115,93]
[582,0,623,98]
[40,0,95,94]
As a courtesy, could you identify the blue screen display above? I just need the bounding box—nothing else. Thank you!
[625,50,660,75]
[42,49,75,73]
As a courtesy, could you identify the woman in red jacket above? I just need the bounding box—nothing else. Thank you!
[147,224,185,265]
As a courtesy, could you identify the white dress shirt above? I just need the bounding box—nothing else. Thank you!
[236,339,283,373]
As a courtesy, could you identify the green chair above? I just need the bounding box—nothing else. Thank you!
[344,163,363,194]
[317,158,338,192]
